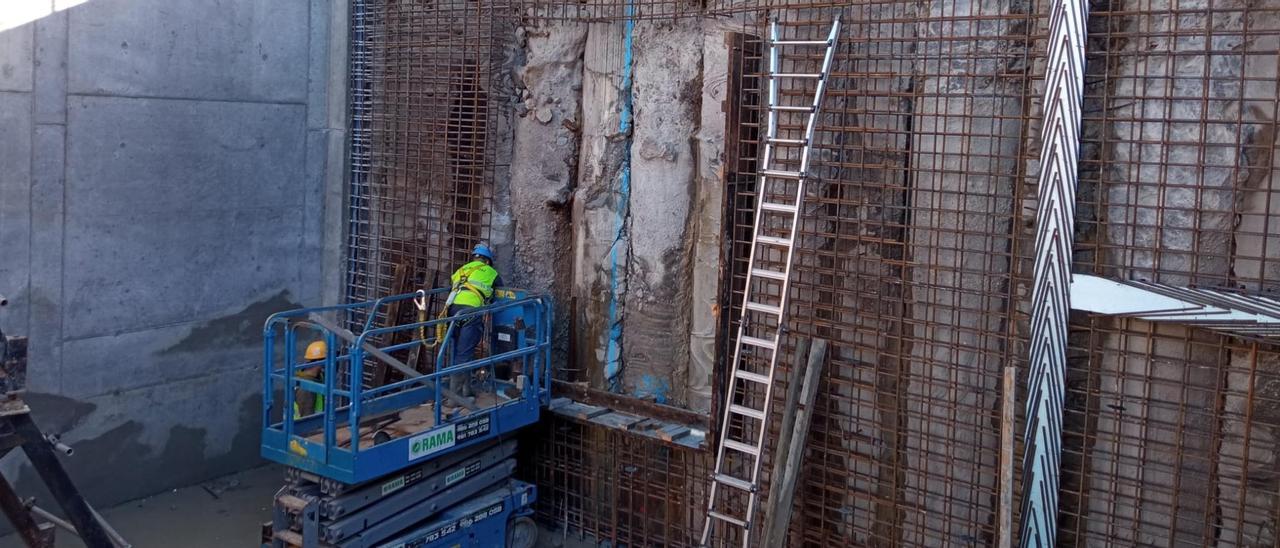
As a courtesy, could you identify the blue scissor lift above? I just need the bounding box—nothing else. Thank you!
[259,288,551,547]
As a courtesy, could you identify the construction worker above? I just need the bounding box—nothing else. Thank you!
[294,340,326,418]
[445,243,503,397]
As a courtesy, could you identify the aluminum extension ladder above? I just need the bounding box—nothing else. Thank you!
[700,17,840,548]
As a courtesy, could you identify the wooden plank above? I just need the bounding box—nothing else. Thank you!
[551,380,705,425]
[761,339,810,543]
[998,363,1016,548]
[589,411,645,431]
[656,423,691,442]
[761,338,827,548]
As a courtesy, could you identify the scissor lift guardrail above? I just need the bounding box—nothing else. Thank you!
[260,289,552,486]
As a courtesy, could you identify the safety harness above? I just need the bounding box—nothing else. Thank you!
[447,263,495,307]
[414,263,497,350]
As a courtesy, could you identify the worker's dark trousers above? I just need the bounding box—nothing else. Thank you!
[448,304,483,397]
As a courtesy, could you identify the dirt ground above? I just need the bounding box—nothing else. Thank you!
[0,464,590,548]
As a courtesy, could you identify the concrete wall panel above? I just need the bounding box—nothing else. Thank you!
[65,97,304,215]
[14,366,264,509]
[59,288,295,400]
[0,91,32,194]
[27,123,66,391]
[0,24,33,93]
[0,0,341,515]
[68,0,308,103]
[33,12,67,124]
[0,91,33,336]
[62,206,306,339]
[62,96,306,339]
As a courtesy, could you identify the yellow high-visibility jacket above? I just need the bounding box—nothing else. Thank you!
[449,260,500,308]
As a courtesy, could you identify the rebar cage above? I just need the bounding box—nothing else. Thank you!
[343,0,1280,545]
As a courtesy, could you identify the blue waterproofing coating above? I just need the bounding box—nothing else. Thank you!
[604,0,636,392]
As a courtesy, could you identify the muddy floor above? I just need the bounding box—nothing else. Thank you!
[0,464,590,547]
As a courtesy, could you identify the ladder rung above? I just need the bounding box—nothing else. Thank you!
[760,201,797,214]
[771,39,831,46]
[751,268,787,280]
[767,137,808,145]
[729,403,766,420]
[723,438,761,456]
[735,370,770,384]
[770,105,815,112]
[759,168,803,179]
[771,72,823,79]
[745,301,782,315]
[756,235,792,247]
[740,335,777,350]
[713,472,757,492]
[708,510,748,528]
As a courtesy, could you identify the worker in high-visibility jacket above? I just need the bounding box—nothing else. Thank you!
[294,340,326,418]
[444,243,503,397]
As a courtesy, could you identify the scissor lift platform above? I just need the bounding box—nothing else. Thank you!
[260,289,551,485]
[259,289,550,547]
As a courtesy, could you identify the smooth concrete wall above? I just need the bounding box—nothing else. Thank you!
[0,0,347,509]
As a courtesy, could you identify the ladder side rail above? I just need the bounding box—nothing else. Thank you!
[703,18,842,548]
[701,18,784,547]
[798,19,841,175]
[740,19,840,547]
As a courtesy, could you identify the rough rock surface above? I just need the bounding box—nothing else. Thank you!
[573,21,628,387]
[617,19,702,404]
[506,20,587,368]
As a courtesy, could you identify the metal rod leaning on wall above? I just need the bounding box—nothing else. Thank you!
[0,473,49,547]
[1018,0,1087,543]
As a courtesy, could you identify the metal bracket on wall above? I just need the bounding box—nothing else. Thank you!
[1071,274,1280,339]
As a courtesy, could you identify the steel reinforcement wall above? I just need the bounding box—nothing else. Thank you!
[345,0,1280,545]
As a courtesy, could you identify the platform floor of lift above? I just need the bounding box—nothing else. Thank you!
[301,391,507,450]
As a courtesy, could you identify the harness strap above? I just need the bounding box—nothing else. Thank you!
[449,264,494,305]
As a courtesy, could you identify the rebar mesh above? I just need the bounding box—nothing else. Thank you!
[1061,0,1280,545]
[717,5,1038,545]
[346,0,510,325]
[342,0,1280,545]
[521,415,713,546]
